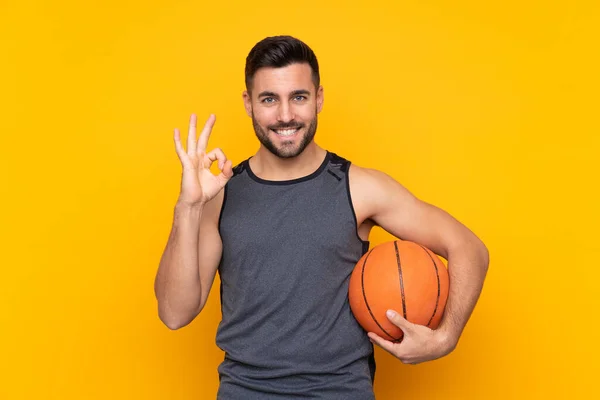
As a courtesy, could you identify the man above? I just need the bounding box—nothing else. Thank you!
[154,35,489,399]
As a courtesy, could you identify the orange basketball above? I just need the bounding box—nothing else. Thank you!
[348,240,449,342]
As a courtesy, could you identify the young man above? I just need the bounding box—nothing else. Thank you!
[154,35,489,399]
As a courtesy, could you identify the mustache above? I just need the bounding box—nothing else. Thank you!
[268,122,304,130]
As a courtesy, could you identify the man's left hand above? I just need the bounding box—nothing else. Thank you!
[367,309,457,365]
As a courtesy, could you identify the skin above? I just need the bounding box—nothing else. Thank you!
[154,61,490,367]
[242,63,325,180]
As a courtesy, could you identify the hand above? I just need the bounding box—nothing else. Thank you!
[367,310,457,365]
[173,114,233,206]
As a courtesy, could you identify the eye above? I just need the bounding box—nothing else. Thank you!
[294,96,307,101]
[261,97,276,103]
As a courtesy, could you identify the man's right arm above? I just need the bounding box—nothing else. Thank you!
[153,189,224,330]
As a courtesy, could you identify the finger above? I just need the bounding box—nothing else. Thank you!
[216,159,234,184]
[369,332,416,364]
[386,310,415,334]
[187,114,198,155]
[197,114,216,155]
[368,332,396,354]
[203,148,227,170]
[174,128,191,168]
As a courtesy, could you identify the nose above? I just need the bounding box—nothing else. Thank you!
[277,101,295,123]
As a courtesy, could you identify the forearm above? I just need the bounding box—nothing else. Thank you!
[154,202,204,328]
[438,240,490,347]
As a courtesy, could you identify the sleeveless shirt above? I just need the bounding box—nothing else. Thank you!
[215,150,376,399]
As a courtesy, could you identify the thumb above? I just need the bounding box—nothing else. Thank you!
[218,159,234,183]
[386,310,415,332]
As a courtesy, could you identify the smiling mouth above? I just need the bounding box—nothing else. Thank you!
[271,127,301,137]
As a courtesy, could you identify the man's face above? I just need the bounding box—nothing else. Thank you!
[243,63,324,158]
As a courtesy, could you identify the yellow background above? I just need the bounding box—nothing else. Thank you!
[1,0,598,399]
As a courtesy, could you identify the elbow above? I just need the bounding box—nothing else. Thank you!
[161,316,187,330]
[481,238,489,262]
[159,311,190,330]
[477,239,490,274]
[157,303,202,330]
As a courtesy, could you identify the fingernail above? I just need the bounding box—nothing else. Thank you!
[386,310,396,318]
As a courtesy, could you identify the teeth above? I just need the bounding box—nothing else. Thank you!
[274,128,298,136]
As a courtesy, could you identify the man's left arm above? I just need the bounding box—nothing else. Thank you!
[354,167,490,364]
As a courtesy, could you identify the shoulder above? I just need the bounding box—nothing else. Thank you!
[231,159,248,177]
[348,162,419,217]
[348,162,385,183]
[349,162,412,196]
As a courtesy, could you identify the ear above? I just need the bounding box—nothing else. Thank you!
[242,90,252,117]
[316,85,324,114]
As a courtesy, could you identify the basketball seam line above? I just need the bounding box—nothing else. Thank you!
[417,244,441,328]
[360,248,401,342]
[394,241,408,320]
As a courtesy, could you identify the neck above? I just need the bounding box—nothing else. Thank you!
[250,143,327,181]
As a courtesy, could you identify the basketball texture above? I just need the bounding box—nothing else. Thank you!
[348,240,449,342]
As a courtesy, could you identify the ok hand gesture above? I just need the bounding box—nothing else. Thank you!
[173,114,233,206]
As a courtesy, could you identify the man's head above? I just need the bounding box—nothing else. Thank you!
[243,36,323,159]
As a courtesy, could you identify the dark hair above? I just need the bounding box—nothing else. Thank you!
[245,35,320,93]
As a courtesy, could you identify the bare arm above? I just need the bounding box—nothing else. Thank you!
[350,165,489,353]
[154,113,232,330]
[154,192,223,329]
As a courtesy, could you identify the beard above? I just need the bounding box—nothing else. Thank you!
[252,110,318,159]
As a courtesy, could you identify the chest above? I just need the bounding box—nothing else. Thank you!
[222,184,357,254]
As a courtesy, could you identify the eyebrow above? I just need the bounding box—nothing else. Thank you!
[257,89,311,98]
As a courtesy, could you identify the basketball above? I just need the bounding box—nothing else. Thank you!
[348,240,450,342]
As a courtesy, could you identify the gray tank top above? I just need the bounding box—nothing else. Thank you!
[216,151,376,399]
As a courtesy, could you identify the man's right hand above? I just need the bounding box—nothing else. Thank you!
[173,114,233,206]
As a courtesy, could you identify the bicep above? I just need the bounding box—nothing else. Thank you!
[197,189,224,311]
[368,172,470,259]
